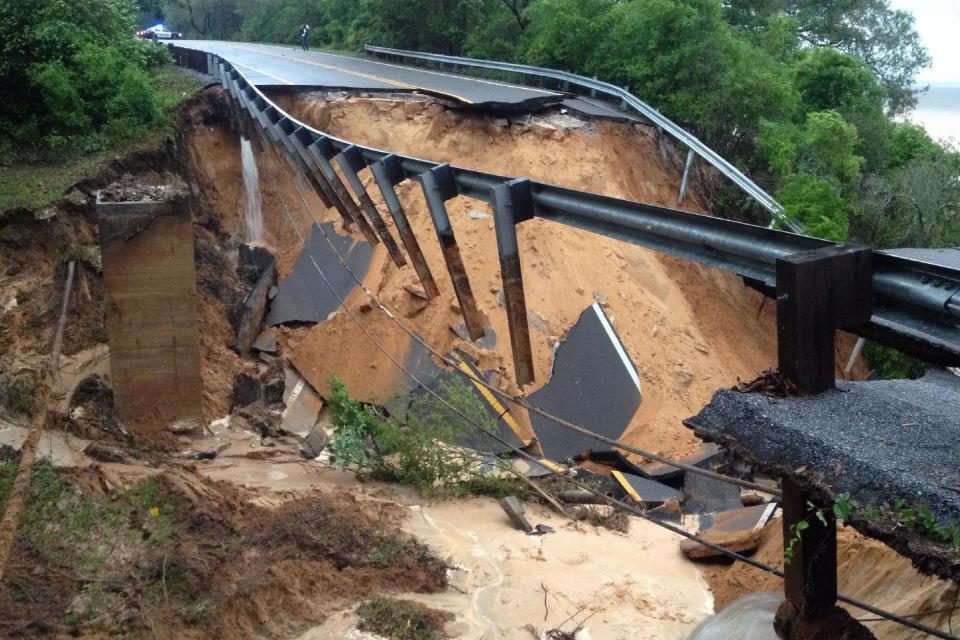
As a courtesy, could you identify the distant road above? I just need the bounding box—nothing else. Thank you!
[176,40,561,106]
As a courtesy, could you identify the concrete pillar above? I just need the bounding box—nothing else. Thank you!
[97,191,203,431]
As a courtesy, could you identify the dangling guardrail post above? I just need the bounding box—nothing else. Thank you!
[306,137,380,245]
[678,148,696,205]
[370,154,441,299]
[268,112,341,215]
[420,164,485,341]
[336,145,407,267]
[247,97,328,214]
[492,178,536,386]
[290,127,365,229]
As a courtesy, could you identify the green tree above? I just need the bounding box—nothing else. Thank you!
[759,110,863,239]
[0,0,169,159]
[723,0,930,115]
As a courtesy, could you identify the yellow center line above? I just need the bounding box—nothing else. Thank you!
[228,44,474,104]
[611,470,641,502]
[455,360,529,443]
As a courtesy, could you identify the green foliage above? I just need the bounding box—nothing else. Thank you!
[327,374,506,496]
[785,492,959,565]
[357,595,446,640]
[0,0,172,161]
[0,459,16,514]
[888,122,947,170]
[863,342,924,380]
[4,373,38,415]
[893,498,960,549]
[724,0,930,115]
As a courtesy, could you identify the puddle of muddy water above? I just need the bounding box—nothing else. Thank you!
[300,498,714,640]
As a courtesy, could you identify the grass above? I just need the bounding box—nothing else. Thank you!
[0,459,16,515]
[4,373,37,415]
[356,596,449,640]
[0,67,203,213]
[1,461,181,627]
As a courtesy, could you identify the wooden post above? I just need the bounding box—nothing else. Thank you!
[776,245,872,393]
[775,245,872,637]
[780,477,838,617]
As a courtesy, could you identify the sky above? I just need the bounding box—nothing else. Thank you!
[888,0,960,84]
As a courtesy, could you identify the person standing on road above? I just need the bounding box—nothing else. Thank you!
[300,24,310,51]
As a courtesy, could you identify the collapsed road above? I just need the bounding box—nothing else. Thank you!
[2,42,958,640]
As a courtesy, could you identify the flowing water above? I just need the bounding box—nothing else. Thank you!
[240,136,264,244]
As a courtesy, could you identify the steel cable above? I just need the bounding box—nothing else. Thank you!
[249,125,957,640]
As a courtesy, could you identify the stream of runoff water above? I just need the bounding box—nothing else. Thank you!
[240,136,264,244]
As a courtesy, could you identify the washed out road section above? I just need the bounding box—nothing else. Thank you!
[176,40,562,106]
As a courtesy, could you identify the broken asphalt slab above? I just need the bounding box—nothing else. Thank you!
[683,468,743,514]
[685,372,960,581]
[637,442,723,485]
[528,303,642,461]
[266,222,373,326]
[611,470,684,507]
[681,503,779,560]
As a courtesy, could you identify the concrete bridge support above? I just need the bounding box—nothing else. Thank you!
[97,193,203,431]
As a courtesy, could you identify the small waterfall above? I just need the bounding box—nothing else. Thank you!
[240,136,263,244]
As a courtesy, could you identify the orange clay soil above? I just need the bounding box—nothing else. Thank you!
[703,521,959,639]
[247,92,863,459]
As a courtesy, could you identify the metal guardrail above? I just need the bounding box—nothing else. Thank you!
[364,44,801,232]
[169,46,960,367]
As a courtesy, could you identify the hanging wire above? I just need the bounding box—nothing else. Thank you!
[244,115,958,640]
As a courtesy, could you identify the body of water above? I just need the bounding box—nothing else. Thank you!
[909,83,960,143]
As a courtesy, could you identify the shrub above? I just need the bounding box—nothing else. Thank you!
[327,375,506,495]
[0,0,171,160]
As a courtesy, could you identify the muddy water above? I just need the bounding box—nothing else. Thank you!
[240,136,263,244]
[299,499,713,639]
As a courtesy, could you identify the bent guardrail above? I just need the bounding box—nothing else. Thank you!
[168,45,960,370]
[364,44,801,233]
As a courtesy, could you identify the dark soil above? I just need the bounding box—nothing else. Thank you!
[0,465,447,639]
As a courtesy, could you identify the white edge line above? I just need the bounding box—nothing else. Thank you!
[591,302,641,393]
[240,42,559,96]
[230,59,293,85]
[753,502,780,532]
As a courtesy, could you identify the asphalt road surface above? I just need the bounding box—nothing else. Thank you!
[177,40,561,106]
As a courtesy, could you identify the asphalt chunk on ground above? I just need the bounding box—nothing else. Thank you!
[528,303,642,461]
[267,222,373,326]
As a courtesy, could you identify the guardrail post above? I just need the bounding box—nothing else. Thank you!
[774,245,872,637]
[492,179,535,386]
[420,164,485,341]
[678,148,696,205]
[306,137,380,244]
[268,113,343,216]
[286,124,352,216]
[278,127,359,226]
[336,146,407,267]
[370,155,440,299]
[246,97,323,215]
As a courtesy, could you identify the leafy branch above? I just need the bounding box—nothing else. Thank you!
[784,492,960,565]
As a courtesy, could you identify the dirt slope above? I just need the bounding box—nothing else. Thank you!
[262,93,782,459]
